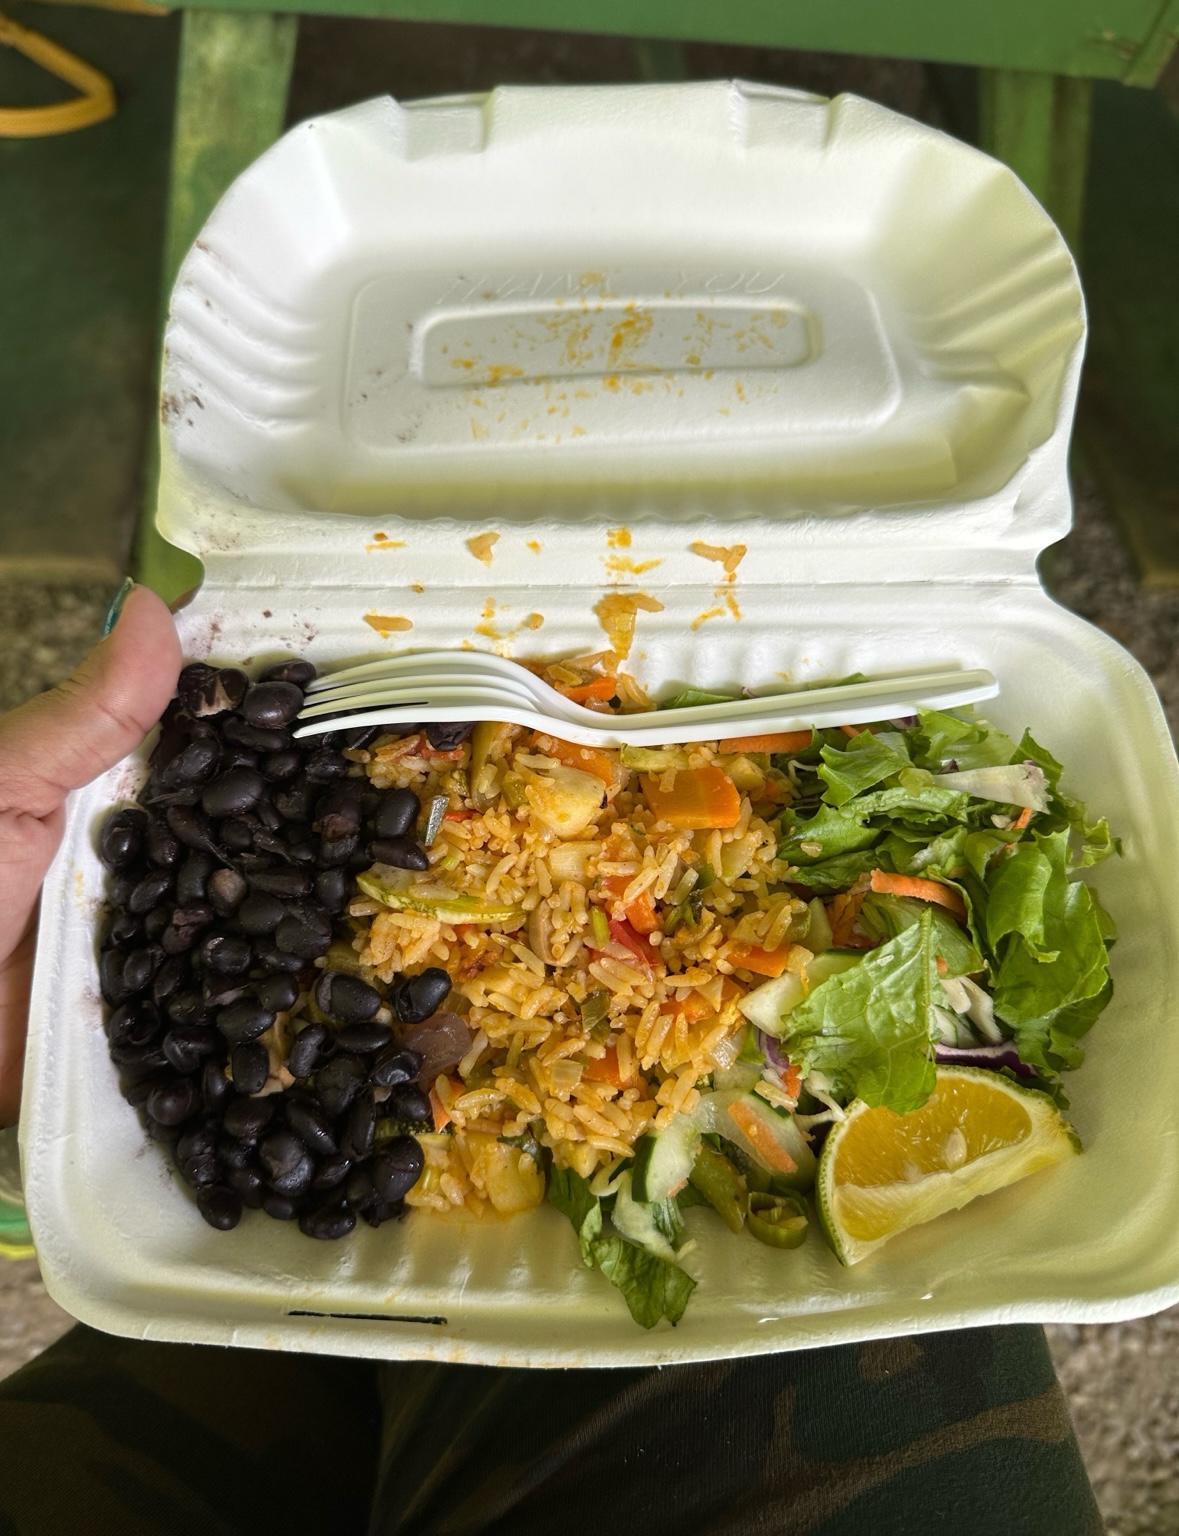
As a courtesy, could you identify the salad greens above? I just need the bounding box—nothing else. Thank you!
[774,708,1119,1110]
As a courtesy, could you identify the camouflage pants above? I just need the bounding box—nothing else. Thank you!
[0,1324,1101,1535]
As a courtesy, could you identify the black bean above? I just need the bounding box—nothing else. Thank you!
[391,967,452,1025]
[262,1192,301,1221]
[178,663,248,718]
[143,905,173,943]
[248,867,311,900]
[370,835,429,871]
[166,803,216,852]
[105,999,161,1050]
[151,955,186,1007]
[231,1041,270,1096]
[254,945,305,974]
[313,972,382,1026]
[370,1046,423,1088]
[285,1097,337,1156]
[255,800,284,833]
[163,1026,221,1074]
[255,972,299,1014]
[242,680,303,729]
[121,946,163,995]
[99,808,148,871]
[313,868,349,914]
[318,784,363,838]
[107,911,141,947]
[237,852,275,877]
[261,658,316,689]
[344,1164,376,1211]
[147,1076,200,1126]
[236,891,285,936]
[386,1084,432,1123]
[145,818,182,869]
[285,841,317,866]
[299,1201,356,1241]
[314,1053,366,1117]
[260,1129,314,1196]
[176,1122,219,1187]
[362,1200,398,1229]
[222,716,290,754]
[228,1165,266,1209]
[216,998,276,1045]
[121,1071,165,1107]
[287,1023,329,1079]
[341,1089,376,1161]
[219,817,257,853]
[147,1115,184,1146]
[201,1059,233,1114]
[197,932,253,976]
[372,788,420,840]
[318,833,359,867]
[202,767,266,819]
[110,871,138,908]
[425,722,475,751]
[262,749,301,783]
[161,904,214,955]
[112,1043,169,1082]
[336,1022,393,1056]
[223,1095,275,1142]
[311,1152,352,1191]
[304,749,349,784]
[100,950,134,1006]
[217,1134,256,1170]
[273,782,314,821]
[166,990,209,1029]
[176,850,215,906]
[201,971,248,1009]
[371,1137,425,1202]
[338,725,381,752]
[128,868,173,915]
[208,867,248,916]
[196,1185,243,1231]
[221,747,260,773]
[274,905,332,961]
[162,736,222,789]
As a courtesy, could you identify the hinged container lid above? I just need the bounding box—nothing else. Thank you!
[159,82,1085,587]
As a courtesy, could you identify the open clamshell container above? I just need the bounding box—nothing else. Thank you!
[23,83,1179,1366]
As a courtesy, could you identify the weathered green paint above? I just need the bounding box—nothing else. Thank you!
[979,70,1093,252]
[137,9,298,599]
[162,0,1178,85]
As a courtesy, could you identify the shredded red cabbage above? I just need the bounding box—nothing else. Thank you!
[934,1042,1036,1079]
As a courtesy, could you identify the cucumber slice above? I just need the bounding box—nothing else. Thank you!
[697,1090,817,1191]
[805,897,834,954]
[610,1171,680,1262]
[737,949,863,1037]
[356,868,522,925]
[631,1116,702,1202]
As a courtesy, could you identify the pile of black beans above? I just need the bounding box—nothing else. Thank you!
[97,657,475,1240]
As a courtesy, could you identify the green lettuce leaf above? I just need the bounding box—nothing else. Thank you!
[818,731,911,808]
[985,840,1059,960]
[547,1167,695,1328]
[779,804,882,864]
[662,687,737,710]
[783,911,940,1113]
[916,709,1018,771]
[790,851,882,893]
[858,892,983,978]
[842,780,970,823]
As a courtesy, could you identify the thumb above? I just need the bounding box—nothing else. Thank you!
[0,583,183,817]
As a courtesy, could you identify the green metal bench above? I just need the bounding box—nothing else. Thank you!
[139,0,1179,596]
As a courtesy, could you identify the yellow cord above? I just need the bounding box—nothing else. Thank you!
[0,7,116,137]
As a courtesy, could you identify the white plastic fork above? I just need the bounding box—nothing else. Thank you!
[296,653,998,748]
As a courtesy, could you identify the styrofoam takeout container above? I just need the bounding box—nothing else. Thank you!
[22,83,1179,1366]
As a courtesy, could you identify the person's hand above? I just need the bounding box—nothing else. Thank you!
[0,584,182,1128]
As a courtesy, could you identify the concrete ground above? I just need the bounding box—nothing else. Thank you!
[0,477,1177,1532]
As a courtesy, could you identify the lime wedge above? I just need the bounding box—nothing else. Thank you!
[817,1066,1081,1266]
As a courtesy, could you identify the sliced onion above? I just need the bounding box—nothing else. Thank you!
[934,1042,1036,1079]
[398,1011,472,1085]
[756,1029,789,1072]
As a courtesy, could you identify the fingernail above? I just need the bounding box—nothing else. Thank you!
[102,577,135,637]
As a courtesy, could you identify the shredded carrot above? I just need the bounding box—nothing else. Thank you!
[1012,807,1033,831]
[870,868,967,921]
[640,764,741,830]
[827,874,871,947]
[444,809,476,822]
[557,676,617,704]
[839,724,861,739]
[729,941,792,979]
[719,730,813,754]
[665,977,742,1024]
[429,1085,452,1133]
[783,1063,803,1100]
[727,1100,797,1173]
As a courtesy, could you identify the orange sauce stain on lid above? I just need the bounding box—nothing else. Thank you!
[364,613,413,637]
[365,532,406,552]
